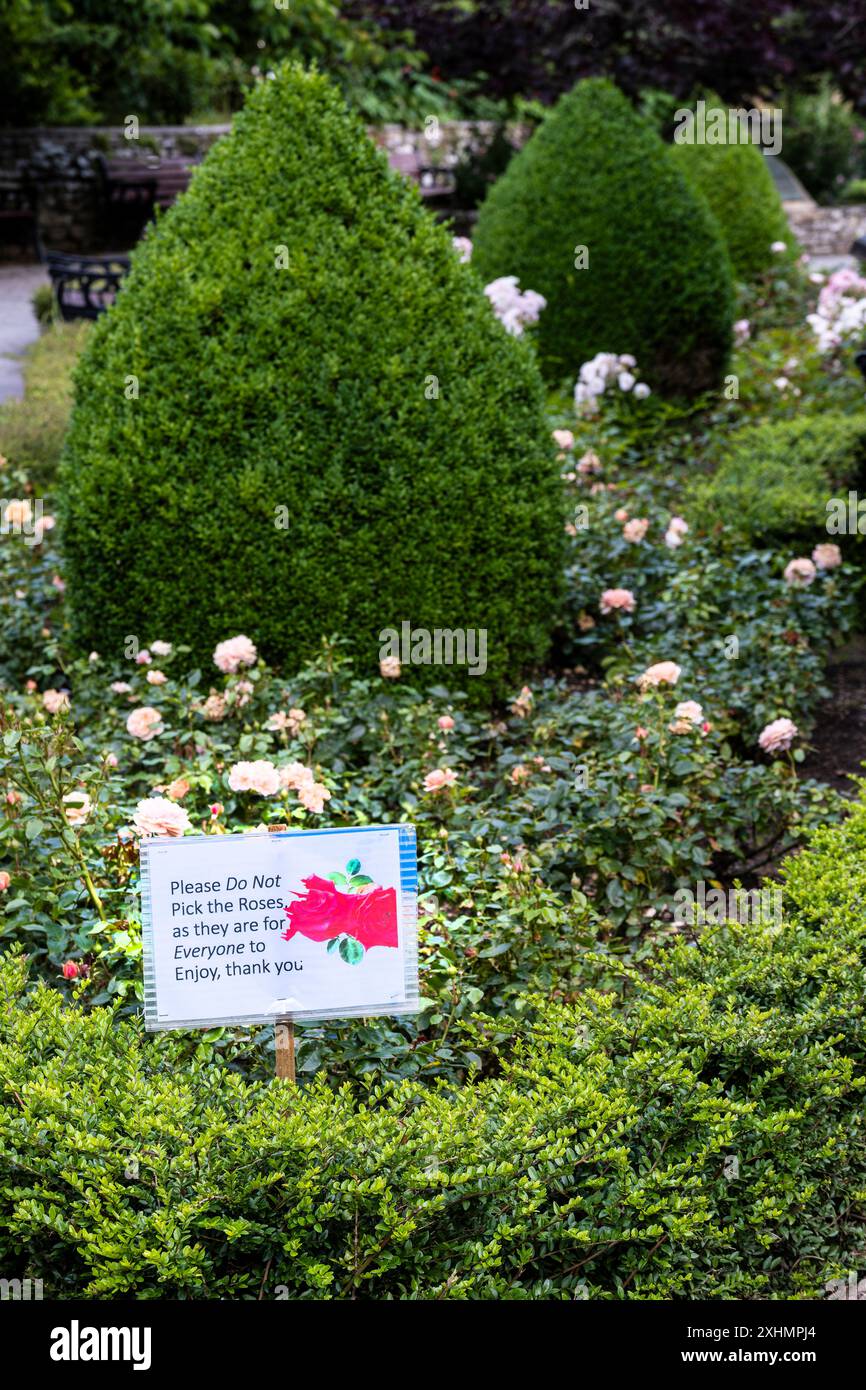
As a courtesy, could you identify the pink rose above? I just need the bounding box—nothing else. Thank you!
[784,558,816,587]
[297,781,331,814]
[424,768,457,792]
[812,543,842,570]
[279,762,315,791]
[228,760,280,796]
[0,871,10,892]
[758,718,798,754]
[213,634,257,673]
[133,797,192,837]
[600,587,636,615]
[42,689,70,715]
[577,449,602,475]
[623,518,649,543]
[552,429,575,450]
[438,715,455,731]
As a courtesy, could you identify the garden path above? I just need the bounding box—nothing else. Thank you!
[0,263,48,403]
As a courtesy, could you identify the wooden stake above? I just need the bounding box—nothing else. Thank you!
[275,1018,296,1082]
[269,824,296,1082]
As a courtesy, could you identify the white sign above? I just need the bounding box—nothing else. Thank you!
[141,825,417,1031]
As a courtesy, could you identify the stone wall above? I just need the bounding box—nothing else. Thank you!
[1,120,522,255]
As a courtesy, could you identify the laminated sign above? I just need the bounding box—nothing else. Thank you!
[141,825,418,1031]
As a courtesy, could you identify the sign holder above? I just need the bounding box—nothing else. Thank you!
[268,826,296,1081]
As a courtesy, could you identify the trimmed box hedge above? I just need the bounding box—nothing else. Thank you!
[471,78,734,395]
[688,411,866,545]
[59,64,563,694]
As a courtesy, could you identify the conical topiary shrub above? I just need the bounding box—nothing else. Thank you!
[671,117,796,281]
[59,65,563,695]
[471,78,735,394]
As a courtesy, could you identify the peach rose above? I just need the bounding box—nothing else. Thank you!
[167,777,190,801]
[510,686,533,718]
[126,706,162,740]
[201,692,227,721]
[380,655,401,678]
[3,500,31,527]
[623,518,649,543]
[62,790,91,826]
[146,669,167,686]
[552,429,575,450]
[638,661,681,690]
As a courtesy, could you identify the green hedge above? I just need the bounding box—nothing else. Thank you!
[671,131,795,282]
[59,63,562,694]
[3,799,866,1298]
[471,78,734,394]
[687,412,866,544]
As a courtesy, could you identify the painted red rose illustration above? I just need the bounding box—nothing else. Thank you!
[282,860,398,964]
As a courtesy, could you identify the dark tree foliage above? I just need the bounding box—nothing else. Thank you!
[344,0,866,112]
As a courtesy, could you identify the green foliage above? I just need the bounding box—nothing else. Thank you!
[0,323,87,487]
[59,64,563,695]
[0,0,478,128]
[781,78,866,204]
[687,412,866,545]
[2,793,866,1297]
[671,133,795,281]
[471,78,735,394]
